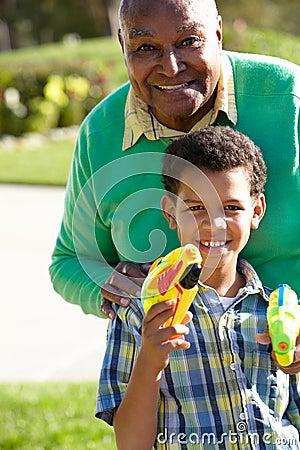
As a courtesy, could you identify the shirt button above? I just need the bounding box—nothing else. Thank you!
[230,363,236,371]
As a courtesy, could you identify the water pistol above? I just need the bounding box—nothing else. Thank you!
[267,284,300,366]
[141,244,202,326]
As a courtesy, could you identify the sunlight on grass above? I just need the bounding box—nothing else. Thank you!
[0,140,74,185]
[0,382,117,450]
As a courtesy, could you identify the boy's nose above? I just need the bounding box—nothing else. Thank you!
[201,214,226,231]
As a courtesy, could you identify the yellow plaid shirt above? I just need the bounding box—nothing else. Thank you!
[122,51,237,151]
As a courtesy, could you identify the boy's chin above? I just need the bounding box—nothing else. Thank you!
[201,252,224,267]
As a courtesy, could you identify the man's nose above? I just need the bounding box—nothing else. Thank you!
[159,48,185,77]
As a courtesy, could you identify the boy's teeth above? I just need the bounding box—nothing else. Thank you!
[201,241,226,248]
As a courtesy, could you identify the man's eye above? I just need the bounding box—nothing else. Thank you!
[181,37,205,47]
[138,44,156,52]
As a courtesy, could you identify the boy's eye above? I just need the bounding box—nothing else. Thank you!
[189,205,204,211]
[224,205,241,211]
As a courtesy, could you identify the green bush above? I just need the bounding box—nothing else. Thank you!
[0,38,127,137]
[0,60,120,136]
[223,24,300,65]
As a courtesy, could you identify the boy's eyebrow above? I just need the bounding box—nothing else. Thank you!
[182,198,203,203]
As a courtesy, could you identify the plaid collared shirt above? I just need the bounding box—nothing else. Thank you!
[96,259,300,449]
[122,51,237,151]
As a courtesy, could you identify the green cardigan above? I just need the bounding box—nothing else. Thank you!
[49,51,300,317]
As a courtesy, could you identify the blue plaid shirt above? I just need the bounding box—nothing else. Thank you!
[96,259,300,449]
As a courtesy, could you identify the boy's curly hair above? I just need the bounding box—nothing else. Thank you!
[162,126,267,198]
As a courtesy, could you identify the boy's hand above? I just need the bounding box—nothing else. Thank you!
[100,262,151,319]
[138,301,192,378]
[255,328,300,375]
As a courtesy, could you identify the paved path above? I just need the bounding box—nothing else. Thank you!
[0,184,108,382]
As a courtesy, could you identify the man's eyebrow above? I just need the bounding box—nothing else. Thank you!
[177,21,204,32]
[128,21,204,39]
[129,28,154,38]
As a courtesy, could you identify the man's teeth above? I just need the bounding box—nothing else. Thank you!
[158,82,189,90]
[201,241,226,248]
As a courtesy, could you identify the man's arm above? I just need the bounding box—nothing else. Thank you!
[113,301,191,450]
[49,128,115,316]
[49,123,149,317]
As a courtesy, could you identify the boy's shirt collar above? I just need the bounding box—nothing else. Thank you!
[122,51,238,151]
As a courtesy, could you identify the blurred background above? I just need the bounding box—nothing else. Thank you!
[0,1,299,449]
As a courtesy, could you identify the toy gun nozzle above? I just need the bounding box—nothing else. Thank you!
[180,264,201,289]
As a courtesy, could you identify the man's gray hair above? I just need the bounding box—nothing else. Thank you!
[118,0,218,33]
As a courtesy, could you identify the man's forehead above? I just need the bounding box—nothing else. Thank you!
[122,0,214,25]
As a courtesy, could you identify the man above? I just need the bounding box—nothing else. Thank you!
[49,0,300,372]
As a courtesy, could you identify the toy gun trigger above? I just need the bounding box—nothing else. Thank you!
[180,263,201,289]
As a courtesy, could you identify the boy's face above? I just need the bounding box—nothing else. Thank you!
[161,166,265,271]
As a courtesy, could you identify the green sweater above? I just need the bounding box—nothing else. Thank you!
[49,51,300,317]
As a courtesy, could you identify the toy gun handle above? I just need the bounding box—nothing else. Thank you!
[141,244,202,326]
[267,284,300,366]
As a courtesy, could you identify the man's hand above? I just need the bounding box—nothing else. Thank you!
[255,329,300,375]
[100,262,151,319]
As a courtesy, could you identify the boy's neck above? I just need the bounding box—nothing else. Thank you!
[200,265,245,298]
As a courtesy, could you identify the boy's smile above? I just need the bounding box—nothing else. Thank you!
[162,166,265,286]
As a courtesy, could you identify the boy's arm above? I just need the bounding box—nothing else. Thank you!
[113,300,191,450]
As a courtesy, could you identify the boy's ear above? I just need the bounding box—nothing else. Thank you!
[251,194,266,230]
[161,195,177,230]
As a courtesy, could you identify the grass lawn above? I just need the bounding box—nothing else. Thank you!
[0,139,74,185]
[0,382,117,450]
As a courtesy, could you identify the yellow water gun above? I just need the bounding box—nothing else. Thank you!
[267,284,300,366]
[141,244,202,326]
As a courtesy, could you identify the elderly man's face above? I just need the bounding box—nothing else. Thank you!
[119,0,222,132]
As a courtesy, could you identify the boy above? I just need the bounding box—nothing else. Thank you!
[95,127,300,449]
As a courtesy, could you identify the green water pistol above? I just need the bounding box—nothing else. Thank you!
[267,284,300,366]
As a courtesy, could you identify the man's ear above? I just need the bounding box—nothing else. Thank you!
[161,195,177,230]
[217,15,223,49]
[118,29,125,53]
[251,194,266,230]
